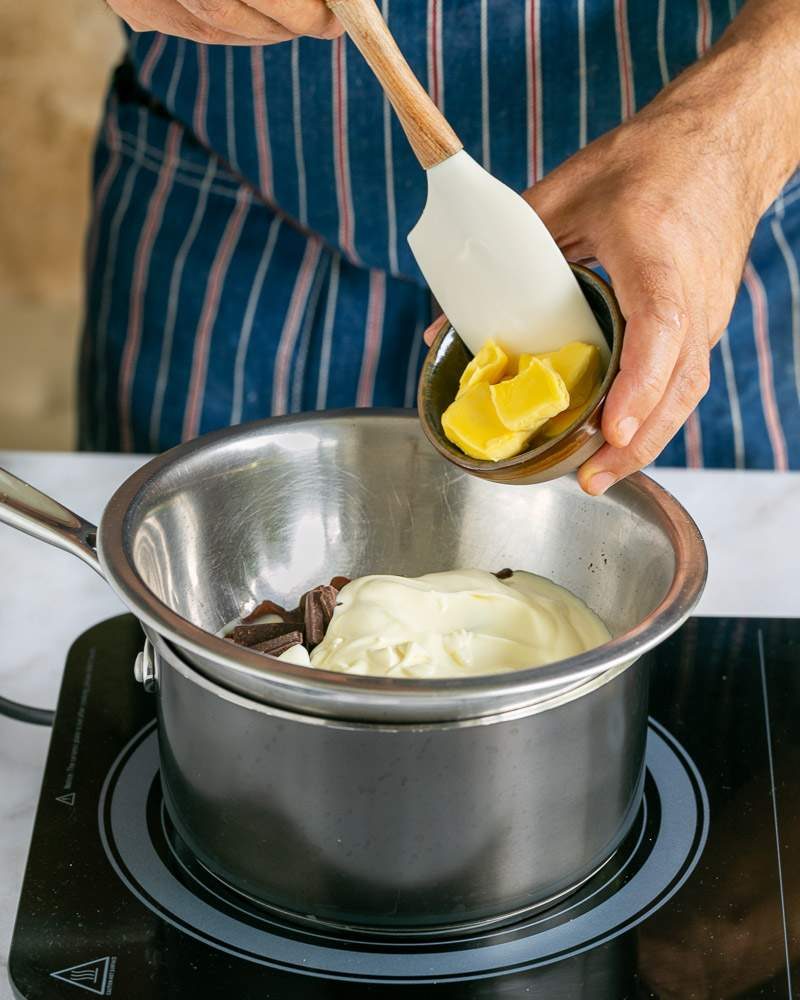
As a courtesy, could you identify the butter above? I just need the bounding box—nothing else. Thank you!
[309,569,610,679]
[540,404,583,438]
[442,382,532,461]
[442,338,605,462]
[538,342,601,408]
[489,357,569,432]
[457,339,509,398]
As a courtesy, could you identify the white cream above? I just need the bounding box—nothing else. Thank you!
[309,569,609,680]
[278,643,312,666]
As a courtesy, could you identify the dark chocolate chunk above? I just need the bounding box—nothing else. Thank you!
[494,568,514,580]
[230,622,302,647]
[235,576,347,659]
[317,585,338,625]
[304,591,326,649]
[252,631,305,657]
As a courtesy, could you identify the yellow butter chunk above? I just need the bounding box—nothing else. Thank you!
[442,382,532,461]
[538,342,601,408]
[489,357,570,432]
[541,405,583,438]
[457,340,509,398]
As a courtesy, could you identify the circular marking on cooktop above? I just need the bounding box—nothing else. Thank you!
[99,719,708,983]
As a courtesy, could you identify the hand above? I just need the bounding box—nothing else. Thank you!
[110,0,343,46]
[522,1,800,494]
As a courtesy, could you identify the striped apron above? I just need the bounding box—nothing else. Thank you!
[79,0,800,469]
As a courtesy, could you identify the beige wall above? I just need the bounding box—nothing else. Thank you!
[0,2,123,449]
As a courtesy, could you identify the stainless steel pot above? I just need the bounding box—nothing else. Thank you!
[0,410,706,931]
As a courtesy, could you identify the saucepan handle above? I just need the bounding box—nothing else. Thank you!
[0,468,103,577]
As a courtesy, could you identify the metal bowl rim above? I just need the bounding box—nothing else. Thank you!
[98,409,707,721]
[147,623,643,731]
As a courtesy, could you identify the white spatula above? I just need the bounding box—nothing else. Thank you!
[327,0,608,360]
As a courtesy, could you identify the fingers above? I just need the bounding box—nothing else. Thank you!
[601,297,686,448]
[111,0,337,43]
[578,345,710,495]
[243,0,343,38]
[111,0,274,43]
[423,314,450,347]
[177,0,294,41]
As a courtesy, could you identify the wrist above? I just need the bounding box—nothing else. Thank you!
[641,3,800,222]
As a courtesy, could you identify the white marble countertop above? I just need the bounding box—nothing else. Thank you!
[0,450,798,996]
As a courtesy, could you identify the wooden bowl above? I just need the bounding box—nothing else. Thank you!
[417,264,625,485]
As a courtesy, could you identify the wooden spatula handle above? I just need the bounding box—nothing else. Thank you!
[326,0,462,169]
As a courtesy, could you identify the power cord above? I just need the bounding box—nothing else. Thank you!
[0,694,55,727]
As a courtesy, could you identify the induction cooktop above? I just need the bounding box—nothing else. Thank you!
[8,615,799,998]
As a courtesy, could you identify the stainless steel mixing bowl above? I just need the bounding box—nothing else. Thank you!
[0,410,706,931]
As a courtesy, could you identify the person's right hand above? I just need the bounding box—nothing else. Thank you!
[110,0,343,46]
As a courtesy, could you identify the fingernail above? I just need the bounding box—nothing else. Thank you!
[588,472,617,496]
[616,417,640,447]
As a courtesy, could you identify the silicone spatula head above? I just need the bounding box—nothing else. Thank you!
[408,151,608,358]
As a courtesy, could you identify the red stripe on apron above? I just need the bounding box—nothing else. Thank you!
[272,238,323,416]
[118,123,182,451]
[615,0,635,121]
[684,412,704,468]
[525,0,542,185]
[696,0,712,55]
[250,48,274,200]
[138,33,167,89]
[182,190,250,439]
[356,270,387,407]
[333,38,359,263]
[427,0,443,111]
[193,44,209,147]
[743,262,789,470]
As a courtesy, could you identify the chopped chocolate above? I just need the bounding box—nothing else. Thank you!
[316,585,338,625]
[252,631,305,657]
[494,568,514,580]
[230,622,303,647]
[230,574,345,660]
[304,590,326,649]
[241,599,290,624]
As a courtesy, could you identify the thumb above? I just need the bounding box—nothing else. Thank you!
[422,314,450,347]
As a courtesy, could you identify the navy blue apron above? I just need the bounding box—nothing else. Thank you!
[79,0,799,469]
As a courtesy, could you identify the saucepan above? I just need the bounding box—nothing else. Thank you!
[0,411,706,931]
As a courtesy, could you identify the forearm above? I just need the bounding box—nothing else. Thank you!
[637,0,800,223]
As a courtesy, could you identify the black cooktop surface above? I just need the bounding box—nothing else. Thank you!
[8,615,800,998]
